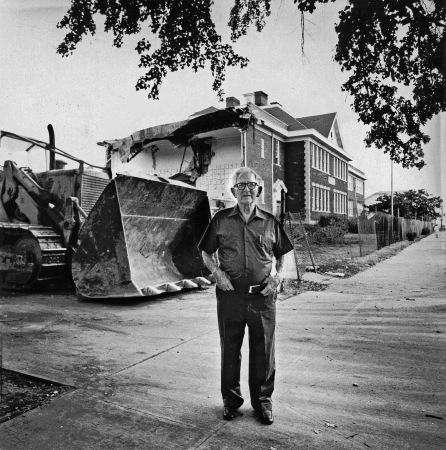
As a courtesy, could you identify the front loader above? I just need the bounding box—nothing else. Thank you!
[0,126,212,298]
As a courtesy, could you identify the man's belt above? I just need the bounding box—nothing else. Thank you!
[234,283,267,295]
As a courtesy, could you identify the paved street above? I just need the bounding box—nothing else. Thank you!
[0,232,445,449]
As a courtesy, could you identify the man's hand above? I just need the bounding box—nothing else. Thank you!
[213,267,234,291]
[261,274,282,296]
[201,251,233,291]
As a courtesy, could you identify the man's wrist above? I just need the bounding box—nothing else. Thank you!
[274,273,283,286]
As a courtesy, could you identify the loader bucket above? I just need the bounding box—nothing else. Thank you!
[72,174,212,298]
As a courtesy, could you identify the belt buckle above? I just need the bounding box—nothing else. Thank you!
[248,284,260,294]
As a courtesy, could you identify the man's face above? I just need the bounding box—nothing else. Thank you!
[231,172,260,207]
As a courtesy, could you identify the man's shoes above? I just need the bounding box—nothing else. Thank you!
[253,405,274,425]
[259,409,274,425]
[223,406,240,421]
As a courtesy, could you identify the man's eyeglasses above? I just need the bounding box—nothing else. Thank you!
[233,182,258,190]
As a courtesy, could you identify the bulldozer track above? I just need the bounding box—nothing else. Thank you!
[0,224,70,288]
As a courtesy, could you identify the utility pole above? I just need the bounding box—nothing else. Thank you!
[390,159,394,244]
[354,184,363,257]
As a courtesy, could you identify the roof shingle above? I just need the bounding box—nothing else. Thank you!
[263,106,307,131]
[296,113,337,138]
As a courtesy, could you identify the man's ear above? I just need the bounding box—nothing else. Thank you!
[256,186,263,197]
[230,187,237,198]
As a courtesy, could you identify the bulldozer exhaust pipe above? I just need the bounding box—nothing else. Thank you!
[47,124,56,170]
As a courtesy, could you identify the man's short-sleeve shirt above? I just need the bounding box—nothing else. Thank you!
[198,205,293,288]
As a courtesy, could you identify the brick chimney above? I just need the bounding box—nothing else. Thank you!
[226,96,240,108]
[243,91,268,106]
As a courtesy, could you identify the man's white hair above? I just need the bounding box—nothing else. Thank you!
[231,167,261,186]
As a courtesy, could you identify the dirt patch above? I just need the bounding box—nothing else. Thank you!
[318,240,412,277]
[280,279,329,299]
[281,239,415,297]
[0,369,74,423]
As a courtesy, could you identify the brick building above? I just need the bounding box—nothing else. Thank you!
[347,165,367,217]
[103,91,365,223]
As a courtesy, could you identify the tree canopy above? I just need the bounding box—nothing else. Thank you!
[366,189,443,219]
[57,0,445,168]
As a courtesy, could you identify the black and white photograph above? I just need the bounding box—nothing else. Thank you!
[0,1,445,448]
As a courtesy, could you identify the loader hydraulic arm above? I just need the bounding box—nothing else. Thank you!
[63,197,87,248]
[0,160,65,230]
[2,160,53,205]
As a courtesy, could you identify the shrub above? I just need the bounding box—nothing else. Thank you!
[406,231,417,241]
[318,215,335,227]
[307,224,346,244]
[303,224,319,234]
[421,227,430,235]
[347,218,358,234]
[318,215,348,232]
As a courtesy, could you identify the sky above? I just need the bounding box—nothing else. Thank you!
[0,0,444,202]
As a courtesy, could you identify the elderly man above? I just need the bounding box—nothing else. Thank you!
[199,167,293,425]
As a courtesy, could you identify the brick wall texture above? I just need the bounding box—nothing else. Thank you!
[284,141,306,213]
[246,126,273,212]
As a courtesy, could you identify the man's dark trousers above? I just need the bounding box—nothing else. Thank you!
[216,286,276,412]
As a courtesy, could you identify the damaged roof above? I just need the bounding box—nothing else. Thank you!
[189,106,220,118]
[103,107,249,163]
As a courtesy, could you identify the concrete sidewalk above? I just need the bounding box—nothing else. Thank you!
[1,233,445,449]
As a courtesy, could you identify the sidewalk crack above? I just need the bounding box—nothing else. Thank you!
[112,329,217,375]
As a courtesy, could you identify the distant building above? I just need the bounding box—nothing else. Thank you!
[102,91,367,223]
[348,165,367,217]
[364,191,392,208]
[364,190,417,216]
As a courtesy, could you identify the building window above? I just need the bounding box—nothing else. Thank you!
[261,138,265,159]
[356,179,364,195]
[312,183,330,213]
[273,139,280,165]
[311,142,330,174]
[348,175,353,191]
[241,131,246,166]
[333,190,347,214]
[348,200,354,217]
[334,157,347,181]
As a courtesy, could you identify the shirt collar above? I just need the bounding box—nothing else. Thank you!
[229,204,266,220]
